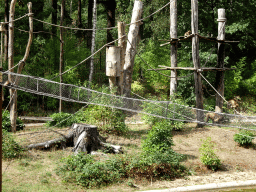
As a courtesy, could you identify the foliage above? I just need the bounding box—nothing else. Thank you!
[199,137,221,171]
[234,130,255,147]
[142,120,174,153]
[131,81,146,96]
[3,129,24,159]
[2,110,24,132]
[142,95,193,130]
[46,112,80,128]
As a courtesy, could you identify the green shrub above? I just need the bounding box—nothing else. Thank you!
[46,112,79,128]
[234,130,255,147]
[56,153,127,188]
[2,110,24,132]
[142,120,174,153]
[199,137,221,171]
[83,105,129,135]
[3,129,24,159]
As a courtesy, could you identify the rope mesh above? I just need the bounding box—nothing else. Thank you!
[1,71,256,130]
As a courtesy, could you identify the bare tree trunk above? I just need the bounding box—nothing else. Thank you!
[8,0,17,132]
[59,0,65,113]
[123,0,143,97]
[170,0,178,96]
[191,0,204,127]
[86,0,93,73]
[88,0,97,86]
[4,0,9,62]
[106,0,116,44]
[215,9,226,114]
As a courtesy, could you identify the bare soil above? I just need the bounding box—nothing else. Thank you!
[4,123,256,192]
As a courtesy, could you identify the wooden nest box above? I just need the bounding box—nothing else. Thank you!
[106,46,121,77]
[0,23,5,32]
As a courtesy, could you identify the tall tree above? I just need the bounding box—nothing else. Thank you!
[4,0,8,62]
[59,0,65,112]
[88,0,97,85]
[51,0,57,36]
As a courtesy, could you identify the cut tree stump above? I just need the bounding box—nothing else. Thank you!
[27,123,123,154]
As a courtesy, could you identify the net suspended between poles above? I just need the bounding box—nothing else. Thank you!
[1,71,256,129]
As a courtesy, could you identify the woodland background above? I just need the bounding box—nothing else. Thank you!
[1,0,256,115]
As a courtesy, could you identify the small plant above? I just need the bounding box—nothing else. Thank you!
[2,110,24,132]
[199,137,221,171]
[234,130,255,147]
[3,129,24,159]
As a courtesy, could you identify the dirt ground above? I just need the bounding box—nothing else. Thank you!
[7,123,256,191]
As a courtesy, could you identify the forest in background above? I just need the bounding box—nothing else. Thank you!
[0,0,256,115]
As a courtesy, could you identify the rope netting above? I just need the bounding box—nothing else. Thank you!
[1,71,256,132]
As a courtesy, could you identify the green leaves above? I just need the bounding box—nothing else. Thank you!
[199,137,221,171]
[234,130,255,147]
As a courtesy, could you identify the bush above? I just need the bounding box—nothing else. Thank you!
[83,105,129,135]
[2,110,24,132]
[56,153,127,188]
[234,130,255,147]
[199,137,221,171]
[142,120,174,153]
[46,112,79,128]
[3,129,24,159]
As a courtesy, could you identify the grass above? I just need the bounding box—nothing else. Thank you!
[2,124,151,192]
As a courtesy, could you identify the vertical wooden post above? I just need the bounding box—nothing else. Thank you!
[0,24,3,67]
[215,9,226,113]
[191,0,204,127]
[170,0,178,96]
[123,0,143,97]
[117,21,126,95]
[9,0,17,133]
[59,0,64,113]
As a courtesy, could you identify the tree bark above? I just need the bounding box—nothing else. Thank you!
[88,0,97,86]
[191,0,204,127]
[51,0,57,36]
[170,0,178,96]
[59,0,65,113]
[27,123,123,154]
[123,0,143,97]
[215,9,226,114]
[4,0,9,62]
[8,0,17,133]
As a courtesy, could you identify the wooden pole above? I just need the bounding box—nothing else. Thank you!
[170,0,178,96]
[191,0,204,127]
[123,0,143,97]
[9,0,17,133]
[1,28,3,67]
[117,21,126,95]
[215,9,226,113]
[59,0,64,113]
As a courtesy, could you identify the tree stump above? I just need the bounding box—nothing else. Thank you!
[27,123,123,154]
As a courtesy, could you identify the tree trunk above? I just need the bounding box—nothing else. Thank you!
[123,0,143,97]
[88,0,97,86]
[191,0,204,127]
[51,0,57,36]
[59,0,65,113]
[8,0,17,133]
[106,0,116,44]
[27,123,123,154]
[170,0,178,96]
[215,9,226,114]
[86,0,93,74]
[4,0,9,62]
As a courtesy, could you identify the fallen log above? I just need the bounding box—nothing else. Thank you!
[27,123,123,154]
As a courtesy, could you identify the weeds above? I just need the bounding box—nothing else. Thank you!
[234,130,255,147]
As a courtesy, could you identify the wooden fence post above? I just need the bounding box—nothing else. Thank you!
[191,0,204,127]
[215,9,226,113]
[170,0,178,96]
